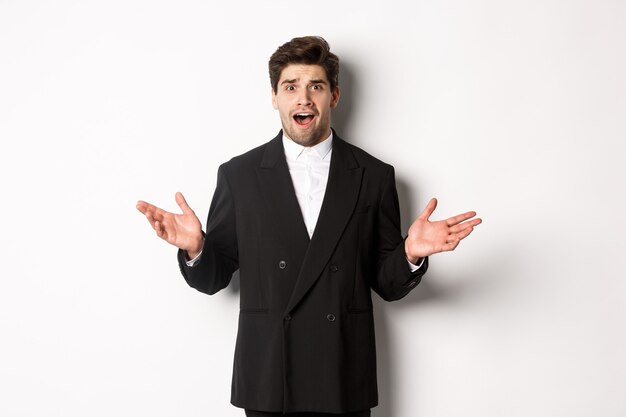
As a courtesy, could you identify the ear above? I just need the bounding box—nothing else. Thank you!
[271,88,278,109]
[330,86,340,109]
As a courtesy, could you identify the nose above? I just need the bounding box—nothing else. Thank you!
[297,89,312,107]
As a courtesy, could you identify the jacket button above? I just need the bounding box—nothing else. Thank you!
[278,260,287,269]
[285,314,291,321]
[326,314,336,322]
[329,264,339,272]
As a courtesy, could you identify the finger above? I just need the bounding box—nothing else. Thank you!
[145,211,157,229]
[136,201,147,214]
[145,209,164,226]
[454,226,474,241]
[445,211,477,227]
[446,227,474,245]
[449,218,482,233]
[137,200,165,220]
[442,240,460,251]
[418,198,437,221]
[136,200,157,215]
[154,221,166,239]
[175,192,194,215]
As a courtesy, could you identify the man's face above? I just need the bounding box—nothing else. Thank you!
[272,64,340,147]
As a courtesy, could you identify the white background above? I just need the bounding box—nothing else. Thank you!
[1,1,625,416]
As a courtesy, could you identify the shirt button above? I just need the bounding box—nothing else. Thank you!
[326,314,336,322]
[329,265,339,272]
[279,260,287,269]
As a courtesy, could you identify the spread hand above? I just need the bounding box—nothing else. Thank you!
[405,198,481,263]
[136,192,204,258]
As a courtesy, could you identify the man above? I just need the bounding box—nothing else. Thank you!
[137,36,481,417]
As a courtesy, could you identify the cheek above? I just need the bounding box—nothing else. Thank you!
[321,95,334,109]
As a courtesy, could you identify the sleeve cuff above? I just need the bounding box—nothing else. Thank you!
[407,257,425,272]
[185,250,203,267]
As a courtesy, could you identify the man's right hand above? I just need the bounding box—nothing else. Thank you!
[136,192,204,259]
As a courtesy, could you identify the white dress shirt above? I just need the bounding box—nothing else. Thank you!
[282,132,333,239]
[187,131,422,271]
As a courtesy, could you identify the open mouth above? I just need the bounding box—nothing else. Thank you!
[293,113,315,127]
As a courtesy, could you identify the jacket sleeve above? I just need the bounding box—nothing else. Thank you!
[177,165,239,295]
[370,165,428,301]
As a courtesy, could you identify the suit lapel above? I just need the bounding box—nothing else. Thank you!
[256,132,310,249]
[285,135,363,314]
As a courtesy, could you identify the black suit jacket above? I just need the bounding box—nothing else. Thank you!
[177,131,427,413]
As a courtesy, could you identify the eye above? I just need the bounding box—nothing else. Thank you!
[286,85,295,91]
[311,84,322,90]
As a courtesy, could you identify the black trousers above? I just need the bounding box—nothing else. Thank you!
[245,410,371,417]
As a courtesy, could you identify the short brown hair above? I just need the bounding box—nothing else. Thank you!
[268,36,339,93]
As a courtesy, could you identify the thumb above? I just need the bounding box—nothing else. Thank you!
[418,197,437,221]
[175,192,194,214]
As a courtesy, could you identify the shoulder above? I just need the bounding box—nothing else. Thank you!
[334,135,394,175]
[219,132,281,174]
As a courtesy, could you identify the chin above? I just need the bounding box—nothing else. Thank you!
[293,135,320,147]
[286,127,326,147]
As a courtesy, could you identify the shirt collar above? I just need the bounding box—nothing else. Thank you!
[282,130,333,161]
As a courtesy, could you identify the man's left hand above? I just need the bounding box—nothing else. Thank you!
[405,198,482,263]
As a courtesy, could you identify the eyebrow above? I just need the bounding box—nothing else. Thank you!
[280,78,328,85]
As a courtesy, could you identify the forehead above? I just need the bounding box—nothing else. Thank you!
[278,64,328,83]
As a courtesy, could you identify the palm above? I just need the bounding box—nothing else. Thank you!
[136,192,203,253]
[405,198,482,262]
[408,218,455,256]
